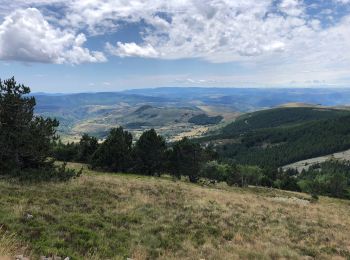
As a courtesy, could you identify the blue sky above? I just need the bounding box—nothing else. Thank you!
[0,0,349,93]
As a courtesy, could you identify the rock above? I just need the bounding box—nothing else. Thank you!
[25,213,33,220]
[40,256,52,260]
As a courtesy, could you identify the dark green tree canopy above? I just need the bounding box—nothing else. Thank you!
[91,127,133,172]
[0,77,59,173]
[168,137,204,183]
[76,134,99,163]
[134,128,166,175]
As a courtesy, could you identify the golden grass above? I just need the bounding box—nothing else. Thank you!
[0,228,23,259]
[0,163,349,259]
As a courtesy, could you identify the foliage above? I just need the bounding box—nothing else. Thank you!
[0,77,59,173]
[200,161,231,182]
[297,160,350,199]
[133,129,166,175]
[76,134,99,163]
[168,138,206,182]
[0,77,79,181]
[52,140,79,162]
[200,161,264,187]
[9,162,82,182]
[91,127,133,172]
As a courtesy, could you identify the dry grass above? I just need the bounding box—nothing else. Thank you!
[0,228,24,259]
[0,163,349,259]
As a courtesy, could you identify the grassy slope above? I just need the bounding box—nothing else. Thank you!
[0,163,350,259]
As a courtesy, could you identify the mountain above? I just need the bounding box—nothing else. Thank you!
[33,88,350,141]
[199,107,350,167]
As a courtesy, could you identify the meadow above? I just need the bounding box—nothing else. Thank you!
[0,163,349,259]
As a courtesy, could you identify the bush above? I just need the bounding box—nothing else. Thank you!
[200,161,231,182]
[7,162,82,183]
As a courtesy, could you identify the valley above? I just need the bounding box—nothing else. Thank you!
[34,88,350,143]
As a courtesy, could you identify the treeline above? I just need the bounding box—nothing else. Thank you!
[0,77,80,181]
[53,128,217,183]
[54,129,274,187]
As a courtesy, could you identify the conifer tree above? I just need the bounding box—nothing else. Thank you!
[133,129,166,175]
[0,77,59,174]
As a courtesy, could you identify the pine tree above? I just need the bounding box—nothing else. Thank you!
[133,129,166,175]
[91,127,132,172]
[0,77,59,174]
[168,137,204,183]
[76,134,99,163]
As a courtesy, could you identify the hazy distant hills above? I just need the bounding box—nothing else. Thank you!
[33,87,350,141]
[123,87,350,110]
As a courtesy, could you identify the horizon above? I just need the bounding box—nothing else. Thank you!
[30,86,350,95]
[0,0,350,92]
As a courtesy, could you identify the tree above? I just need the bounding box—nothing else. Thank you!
[76,134,99,163]
[168,137,204,183]
[200,161,231,182]
[0,77,59,173]
[133,129,166,176]
[91,127,132,172]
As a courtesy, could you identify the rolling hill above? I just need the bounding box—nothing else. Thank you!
[0,163,349,259]
[200,107,350,167]
[33,87,350,142]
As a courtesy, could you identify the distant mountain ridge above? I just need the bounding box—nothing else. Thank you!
[32,87,350,141]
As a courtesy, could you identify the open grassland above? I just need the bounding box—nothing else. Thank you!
[0,163,350,259]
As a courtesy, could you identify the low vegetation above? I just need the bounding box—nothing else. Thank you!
[0,163,350,259]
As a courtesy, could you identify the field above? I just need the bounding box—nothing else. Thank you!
[1,163,350,259]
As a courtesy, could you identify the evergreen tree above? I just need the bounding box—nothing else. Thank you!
[76,134,99,163]
[91,127,132,172]
[0,77,59,174]
[133,129,166,176]
[168,137,204,183]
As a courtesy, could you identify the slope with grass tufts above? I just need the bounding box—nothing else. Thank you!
[0,163,349,259]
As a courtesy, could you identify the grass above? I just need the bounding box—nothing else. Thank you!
[0,163,350,259]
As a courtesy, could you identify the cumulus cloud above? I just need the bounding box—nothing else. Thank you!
[0,0,349,86]
[106,42,158,58]
[36,0,312,63]
[0,8,106,64]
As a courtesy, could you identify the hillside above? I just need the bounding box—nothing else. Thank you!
[0,163,350,259]
[34,92,230,142]
[201,107,350,167]
[33,88,350,142]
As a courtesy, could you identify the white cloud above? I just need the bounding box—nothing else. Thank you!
[279,0,304,17]
[0,8,106,64]
[106,42,158,58]
[335,0,350,4]
[0,0,349,86]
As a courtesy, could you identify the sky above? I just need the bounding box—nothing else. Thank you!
[0,0,350,93]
